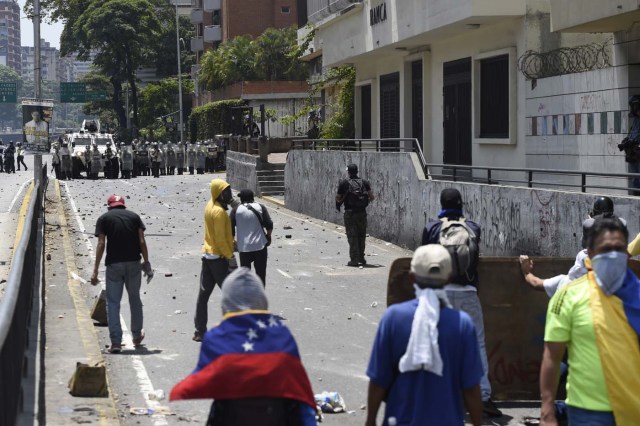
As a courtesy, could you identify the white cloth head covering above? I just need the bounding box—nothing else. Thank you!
[399,285,451,375]
[221,267,268,314]
[400,245,453,375]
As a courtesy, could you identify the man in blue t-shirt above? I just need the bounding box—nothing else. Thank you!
[365,245,483,426]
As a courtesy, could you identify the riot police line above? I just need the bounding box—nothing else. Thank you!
[50,139,227,180]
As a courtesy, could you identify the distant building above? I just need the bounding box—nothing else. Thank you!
[22,41,66,82]
[0,0,21,74]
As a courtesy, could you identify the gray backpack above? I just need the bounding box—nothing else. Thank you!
[438,217,478,279]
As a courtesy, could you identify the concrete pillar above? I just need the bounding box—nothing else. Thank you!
[244,137,253,155]
[230,136,239,152]
[33,154,42,184]
[258,137,269,162]
[238,137,246,153]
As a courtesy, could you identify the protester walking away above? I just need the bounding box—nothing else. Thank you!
[540,217,640,425]
[171,268,317,426]
[4,142,15,173]
[0,141,5,173]
[335,164,375,267]
[366,245,483,426]
[193,178,235,343]
[16,143,27,171]
[230,189,273,285]
[619,95,640,195]
[90,195,152,354]
[421,188,501,417]
[52,145,61,179]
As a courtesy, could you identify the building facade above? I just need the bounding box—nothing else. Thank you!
[301,0,626,185]
[21,41,67,82]
[0,0,20,74]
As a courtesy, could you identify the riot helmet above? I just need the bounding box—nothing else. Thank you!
[591,196,614,217]
[629,95,640,117]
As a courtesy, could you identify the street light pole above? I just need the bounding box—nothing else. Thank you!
[175,2,184,143]
[34,0,41,99]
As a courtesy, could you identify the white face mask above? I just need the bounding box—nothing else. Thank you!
[591,251,628,295]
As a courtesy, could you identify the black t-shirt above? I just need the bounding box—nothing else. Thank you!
[337,177,371,211]
[94,207,146,265]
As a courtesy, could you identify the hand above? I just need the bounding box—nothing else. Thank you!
[265,234,272,247]
[142,261,153,276]
[90,271,99,286]
[519,255,534,277]
[336,202,342,212]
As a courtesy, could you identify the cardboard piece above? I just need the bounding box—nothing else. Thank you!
[90,289,108,325]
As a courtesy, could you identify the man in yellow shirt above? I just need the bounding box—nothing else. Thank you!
[193,178,235,342]
[540,217,640,425]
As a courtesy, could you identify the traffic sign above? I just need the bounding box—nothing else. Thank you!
[0,82,17,103]
[61,82,86,103]
[86,91,108,101]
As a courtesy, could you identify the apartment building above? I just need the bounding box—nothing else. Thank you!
[0,0,20,73]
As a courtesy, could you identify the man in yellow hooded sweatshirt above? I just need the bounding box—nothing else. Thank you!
[193,178,235,342]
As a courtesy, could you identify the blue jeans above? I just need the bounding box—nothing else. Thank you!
[106,261,143,344]
[445,290,491,400]
[567,406,615,425]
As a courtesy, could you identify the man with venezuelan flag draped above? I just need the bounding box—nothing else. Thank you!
[540,217,640,426]
[171,267,317,425]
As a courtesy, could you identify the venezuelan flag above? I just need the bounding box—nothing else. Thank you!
[588,269,640,425]
[170,311,316,409]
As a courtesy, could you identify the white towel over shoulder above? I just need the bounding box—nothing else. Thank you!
[398,285,450,375]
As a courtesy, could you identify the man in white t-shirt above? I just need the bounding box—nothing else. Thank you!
[230,189,273,286]
[24,110,48,145]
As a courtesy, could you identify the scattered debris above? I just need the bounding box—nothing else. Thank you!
[283,225,293,230]
[164,273,173,277]
[285,235,292,239]
[370,301,378,308]
[147,389,165,401]
[314,391,346,413]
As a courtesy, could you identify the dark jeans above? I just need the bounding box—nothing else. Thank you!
[17,155,27,170]
[194,257,230,335]
[567,406,615,425]
[628,161,640,196]
[239,247,267,286]
[344,210,367,263]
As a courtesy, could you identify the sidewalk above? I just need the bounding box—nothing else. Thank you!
[42,180,120,425]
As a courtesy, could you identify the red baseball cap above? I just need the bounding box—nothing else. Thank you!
[107,194,126,208]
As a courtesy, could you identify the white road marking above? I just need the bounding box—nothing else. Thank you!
[63,181,166,424]
[118,180,135,187]
[7,179,32,213]
[277,269,293,279]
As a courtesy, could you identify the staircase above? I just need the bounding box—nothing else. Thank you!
[257,169,285,196]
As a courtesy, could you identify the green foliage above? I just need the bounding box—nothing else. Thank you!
[319,66,355,139]
[189,99,246,142]
[151,14,195,78]
[199,27,308,90]
[138,76,194,141]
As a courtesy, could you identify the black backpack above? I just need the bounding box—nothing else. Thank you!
[347,178,369,209]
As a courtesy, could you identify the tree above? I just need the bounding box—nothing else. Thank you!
[138,76,194,140]
[152,13,195,78]
[0,65,22,128]
[60,0,162,130]
[199,27,308,90]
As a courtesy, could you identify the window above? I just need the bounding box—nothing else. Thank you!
[479,54,509,138]
[281,6,290,14]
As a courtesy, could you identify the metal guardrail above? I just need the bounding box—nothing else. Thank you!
[0,162,48,426]
[292,138,640,194]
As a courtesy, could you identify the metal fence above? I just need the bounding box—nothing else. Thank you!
[0,162,47,426]
[292,138,639,194]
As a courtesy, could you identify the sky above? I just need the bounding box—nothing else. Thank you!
[17,0,64,49]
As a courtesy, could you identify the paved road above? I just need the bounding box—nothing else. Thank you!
[46,172,539,425]
[0,153,46,298]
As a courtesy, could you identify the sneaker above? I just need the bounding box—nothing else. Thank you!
[347,261,359,267]
[192,332,203,342]
[359,259,367,266]
[108,343,122,354]
[482,399,503,418]
[133,330,145,346]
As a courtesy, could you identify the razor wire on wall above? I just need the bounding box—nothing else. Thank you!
[518,42,612,80]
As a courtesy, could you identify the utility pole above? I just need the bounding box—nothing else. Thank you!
[175,2,184,143]
[34,0,42,99]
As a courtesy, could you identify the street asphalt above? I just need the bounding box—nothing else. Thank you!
[40,170,540,425]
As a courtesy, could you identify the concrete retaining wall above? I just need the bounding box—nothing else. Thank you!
[285,150,640,256]
[227,151,259,195]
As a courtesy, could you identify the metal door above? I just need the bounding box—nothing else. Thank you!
[443,58,472,165]
[412,60,423,148]
[361,85,371,139]
[379,72,400,150]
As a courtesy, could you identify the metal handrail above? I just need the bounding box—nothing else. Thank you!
[291,138,640,194]
[0,161,48,426]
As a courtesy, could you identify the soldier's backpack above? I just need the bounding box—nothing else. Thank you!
[347,178,369,209]
[438,217,478,279]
